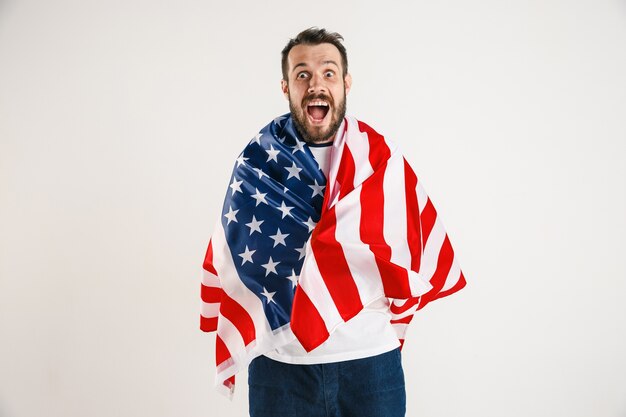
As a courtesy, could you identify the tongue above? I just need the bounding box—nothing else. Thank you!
[308,106,328,121]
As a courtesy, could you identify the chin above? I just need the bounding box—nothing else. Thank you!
[290,102,343,143]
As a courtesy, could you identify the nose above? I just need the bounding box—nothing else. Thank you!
[307,73,327,94]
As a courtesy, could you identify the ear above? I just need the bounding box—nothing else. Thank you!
[281,79,289,100]
[344,73,352,94]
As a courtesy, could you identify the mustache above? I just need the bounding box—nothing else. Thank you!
[302,94,333,107]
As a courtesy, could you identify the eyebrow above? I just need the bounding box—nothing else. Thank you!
[292,60,340,73]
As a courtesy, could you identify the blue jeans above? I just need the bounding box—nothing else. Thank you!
[248,348,406,417]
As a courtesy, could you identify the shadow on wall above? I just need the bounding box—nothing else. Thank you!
[0,0,18,20]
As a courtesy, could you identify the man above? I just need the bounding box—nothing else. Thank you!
[200,28,465,417]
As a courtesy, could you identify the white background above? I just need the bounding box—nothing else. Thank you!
[1,0,625,416]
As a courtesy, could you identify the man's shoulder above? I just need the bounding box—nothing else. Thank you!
[346,115,398,158]
[348,116,380,137]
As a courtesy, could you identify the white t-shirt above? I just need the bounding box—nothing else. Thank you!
[263,141,400,365]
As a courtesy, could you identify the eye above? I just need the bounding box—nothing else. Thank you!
[324,70,335,77]
[297,72,309,79]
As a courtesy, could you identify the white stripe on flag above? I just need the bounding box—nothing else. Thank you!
[202,269,220,287]
[211,224,273,336]
[441,258,462,292]
[333,187,383,305]
[327,120,347,208]
[382,151,411,268]
[335,130,386,305]
[392,323,409,339]
[416,181,429,214]
[201,302,220,318]
[300,248,344,332]
[420,219,447,279]
[391,302,419,320]
[215,315,246,374]
[348,119,374,185]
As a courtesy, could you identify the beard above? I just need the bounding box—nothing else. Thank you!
[289,89,347,144]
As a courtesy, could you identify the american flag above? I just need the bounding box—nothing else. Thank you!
[200,114,466,396]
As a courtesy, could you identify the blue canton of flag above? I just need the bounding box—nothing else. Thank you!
[220,114,327,330]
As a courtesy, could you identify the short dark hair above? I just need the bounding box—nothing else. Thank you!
[281,27,348,81]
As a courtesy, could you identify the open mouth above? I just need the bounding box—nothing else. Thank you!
[306,100,330,123]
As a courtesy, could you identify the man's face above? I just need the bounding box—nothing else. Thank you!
[281,43,352,144]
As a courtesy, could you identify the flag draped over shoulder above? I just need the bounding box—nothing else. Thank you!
[200,114,466,397]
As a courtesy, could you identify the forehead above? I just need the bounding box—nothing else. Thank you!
[287,43,343,72]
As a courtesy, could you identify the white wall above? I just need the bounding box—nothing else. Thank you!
[1,1,625,416]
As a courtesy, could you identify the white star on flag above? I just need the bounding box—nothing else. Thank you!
[250,188,268,206]
[238,245,255,265]
[253,168,269,179]
[287,269,299,288]
[269,228,289,247]
[229,178,243,195]
[295,244,307,260]
[223,206,239,225]
[285,162,303,180]
[265,145,280,163]
[292,138,306,154]
[235,155,248,167]
[245,216,264,235]
[261,257,280,277]
[303,217,317,232]
[260,287,276,304]
[276,201,294,219]
[252,133,262,145]
[308,179,325,198]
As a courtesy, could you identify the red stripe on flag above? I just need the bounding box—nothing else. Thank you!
[436,271,467,299]
[360,160,411,297]
[357,125,416,298]
[419,236,454,308]
[375,258,411,298]
[203,240,218,275]
[389,297,421,315]
[336,144,356,199]
[311,208,363,321]
[220,294,256,347]
[215,335,231,367]
[404,160,422,272]
[420,198,437,244]
[200,315,218,332]
[359,168,387,242]
[390,315,414,325]
[201,284,221,303]
[431,236,455,292]
[291,287,330,352]
[358,120,391,170]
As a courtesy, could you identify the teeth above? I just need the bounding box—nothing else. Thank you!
[308,101,329,107]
